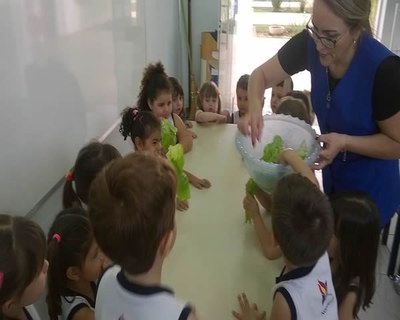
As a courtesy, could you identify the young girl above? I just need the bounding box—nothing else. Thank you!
[47,208,105,320]
[169,76,191,127]
[137,62,193,153]
[169,76,197,139]
[195,81,228,124]
[63,142,122,209]
[0,214,48,320]
[232,74,249,124]
[329,191,380,320]
[120,107,211,211]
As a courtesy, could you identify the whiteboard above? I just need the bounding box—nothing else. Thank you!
[0,0,146,215]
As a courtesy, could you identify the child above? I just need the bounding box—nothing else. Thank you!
[329,191,380,319]
[0,214,48,320]
[195,81,228,124]
[232,74,249,124]
[270,77,293,113]
[285,90,315,125]
[63,142,122,209]
[234,149,337,320]
[137,62,193,153]
[88,152,199,320]
[120,107,211,211]
[47,207,105,320]
[169,76,197,138]
[276,96,312,125]
[169,77,191,127]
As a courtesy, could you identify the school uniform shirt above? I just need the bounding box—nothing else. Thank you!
[272,252,338,320]
[61,284,96,320]
[95,265,193,320]
[23,305,41,320]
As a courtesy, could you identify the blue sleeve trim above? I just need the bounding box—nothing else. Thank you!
[178,304,193,320]
[274,287,297,320]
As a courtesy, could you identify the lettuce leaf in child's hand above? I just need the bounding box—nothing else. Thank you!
[296,141,307,160]
[166,144,190,201]
[244,178,258,224]
[161,119,177,151]
[261,135,284,163]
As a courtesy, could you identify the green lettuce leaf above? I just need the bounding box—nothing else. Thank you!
[161,119,177,151]
[166,144,190,201]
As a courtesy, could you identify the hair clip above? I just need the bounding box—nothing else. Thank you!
[132,108,142,121]
[65,171,74,182]
[52,233,61,244]
[0,272,4,289]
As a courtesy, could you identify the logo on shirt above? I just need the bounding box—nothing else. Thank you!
[318,279,335,315]
[317,280,328,304]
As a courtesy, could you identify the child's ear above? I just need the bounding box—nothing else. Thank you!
[66,266,81,281]
[147,98,153,110]
[134,137,144,151]
[159,226,176,258]
[2,299,19,316]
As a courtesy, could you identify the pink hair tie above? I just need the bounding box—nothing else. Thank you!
[0,272,4,289]
[52,233,61,244]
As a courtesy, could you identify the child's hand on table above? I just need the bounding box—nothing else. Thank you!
[233,293,267,320]
[216,114,229,123]
[190,176,211,189]
[176,198,189,211]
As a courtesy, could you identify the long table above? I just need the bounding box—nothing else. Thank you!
[163,123,284,319]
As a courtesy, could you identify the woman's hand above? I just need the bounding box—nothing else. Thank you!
[314,133,347,169]
[238,110,264,146]
[233,293,267,320]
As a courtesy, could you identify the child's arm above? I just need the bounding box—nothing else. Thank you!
[279,149,319,187]
[72,308,94,320]
[338,291,357,320]
[221,110,231,122]
[184,170,211,189]
[254,185,272,212]
[269,291,292,320]
[195,110,227,123]
[243,194,282,260]
[173,113,193,153]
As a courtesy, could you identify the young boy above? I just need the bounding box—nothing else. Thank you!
[88,152,198,320]
[270,77,293,113]
[232,74,250,124]
[234,149,337,320]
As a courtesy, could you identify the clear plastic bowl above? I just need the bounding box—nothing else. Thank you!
[236,114,320,192]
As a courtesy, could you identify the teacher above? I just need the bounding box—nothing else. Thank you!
[239,0,400,226]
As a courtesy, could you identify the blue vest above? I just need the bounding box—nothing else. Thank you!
[307,32,400,226]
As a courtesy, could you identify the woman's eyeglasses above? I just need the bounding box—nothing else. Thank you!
[306,19,346,49]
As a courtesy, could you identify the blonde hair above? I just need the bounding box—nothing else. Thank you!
[322,0,372,35]
[197,81,222,113]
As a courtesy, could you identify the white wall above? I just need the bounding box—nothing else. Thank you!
[0,0,193,215]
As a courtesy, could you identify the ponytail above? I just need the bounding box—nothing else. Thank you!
[62,175,82,209]
[46,211,92,320]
